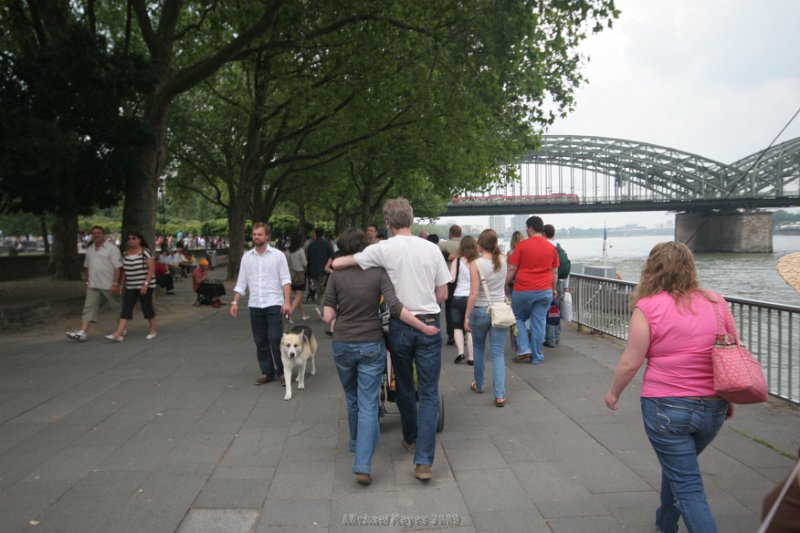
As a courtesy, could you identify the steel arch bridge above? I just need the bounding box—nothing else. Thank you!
[445,135,800,215]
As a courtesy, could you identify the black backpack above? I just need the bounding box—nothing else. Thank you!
[556,243,571,279]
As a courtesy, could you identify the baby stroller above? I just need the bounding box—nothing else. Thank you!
[377,301,444,433]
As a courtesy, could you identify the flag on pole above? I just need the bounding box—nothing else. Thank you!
[602,224,607,257]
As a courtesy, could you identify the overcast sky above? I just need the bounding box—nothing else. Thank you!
[447,0,800,230]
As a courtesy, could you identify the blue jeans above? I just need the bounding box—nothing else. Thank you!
[641,397,728,533]
[249,306,283,377]
[332,340,386,475]
[469,307,506,399]
[388,317,442,466]
[511,290,552,363]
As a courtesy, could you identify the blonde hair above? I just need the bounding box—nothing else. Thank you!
[477,229,502,272]
[633,241,715,306]
[458,235,479,263]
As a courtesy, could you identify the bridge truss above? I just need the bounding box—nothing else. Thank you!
[446,135,800,215]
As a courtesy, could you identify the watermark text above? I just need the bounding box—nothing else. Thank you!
[342,513,461,528]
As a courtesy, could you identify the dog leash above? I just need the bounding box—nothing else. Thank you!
[281,313,293,332]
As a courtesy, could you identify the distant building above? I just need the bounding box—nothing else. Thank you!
[488,215,506,234]
[511,214,528,233]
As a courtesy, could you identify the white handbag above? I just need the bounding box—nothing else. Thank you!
[561,291,573,322]
[478,268,515,328]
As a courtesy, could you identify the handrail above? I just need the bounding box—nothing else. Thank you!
[570,273,800,404]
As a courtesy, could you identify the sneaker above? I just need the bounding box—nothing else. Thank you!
[122,329,128,337]
[165,290,175,295]
[355,473,372,486]
[454,354,465,364]
[104,334,124,342]
[512,354,531,363]
[402,440,416,454]
[65,330,87,342]
[301,315,310,320]
[414,464,432,481]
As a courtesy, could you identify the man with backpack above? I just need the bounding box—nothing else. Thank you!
[543,224,570,347]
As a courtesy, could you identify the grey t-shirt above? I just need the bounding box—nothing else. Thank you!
[324,266,403,342]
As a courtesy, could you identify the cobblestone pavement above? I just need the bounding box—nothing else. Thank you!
[1,283,799,532]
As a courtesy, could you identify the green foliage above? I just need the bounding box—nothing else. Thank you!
[0,212,46,236]
[162,0,617,237]
[772,210,800,228]
[0,23,153,217]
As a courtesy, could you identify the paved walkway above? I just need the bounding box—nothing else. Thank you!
[1,286,799,532]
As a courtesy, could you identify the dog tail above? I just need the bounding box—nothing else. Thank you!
[306,333,318,355]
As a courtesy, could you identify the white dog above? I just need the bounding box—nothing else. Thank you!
[280,325,317,401]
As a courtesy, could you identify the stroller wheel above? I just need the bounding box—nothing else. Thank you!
[436,394,444,433]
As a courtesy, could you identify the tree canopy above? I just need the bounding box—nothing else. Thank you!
[0,0,618,279]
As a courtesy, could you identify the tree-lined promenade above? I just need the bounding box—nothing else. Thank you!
[1,0,618,280]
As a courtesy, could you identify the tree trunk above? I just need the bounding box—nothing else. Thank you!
[40,214,50,255]
[297,200,307,239]
[122,93,170,249]
[226,192,250,281]
[50,213,81,280]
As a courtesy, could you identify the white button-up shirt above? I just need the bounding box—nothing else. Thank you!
[233,245,291,308]
[84,241,123,290]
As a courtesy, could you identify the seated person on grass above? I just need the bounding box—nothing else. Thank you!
[192,258,226,306]
[154,254,175,294]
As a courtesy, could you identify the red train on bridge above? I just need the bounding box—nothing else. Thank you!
[450,193,579,205]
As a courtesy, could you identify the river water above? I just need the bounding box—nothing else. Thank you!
[512,234,800,306]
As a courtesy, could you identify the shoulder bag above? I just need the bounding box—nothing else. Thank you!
[711,299,768,404]
[478,265,515,328]
[290,269,306,286]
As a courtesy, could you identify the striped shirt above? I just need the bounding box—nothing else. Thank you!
[123,249,156,290]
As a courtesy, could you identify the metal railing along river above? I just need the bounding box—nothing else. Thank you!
[570,273,800,405]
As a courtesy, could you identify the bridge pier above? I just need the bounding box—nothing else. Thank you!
[675,211,773,253]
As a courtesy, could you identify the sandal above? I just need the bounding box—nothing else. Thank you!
[470,382,483,394]
[495,398,506,407]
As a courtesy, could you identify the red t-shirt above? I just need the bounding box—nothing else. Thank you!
[154,261,169,277]
[508,236,558,291]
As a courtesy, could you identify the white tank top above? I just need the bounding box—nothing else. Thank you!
[453,258,472,297]
[475,256,507,307]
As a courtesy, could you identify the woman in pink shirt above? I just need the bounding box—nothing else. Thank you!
[605,242,732,533]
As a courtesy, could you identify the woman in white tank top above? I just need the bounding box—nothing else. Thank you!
[450,236,479,365]
[464,229,509,407]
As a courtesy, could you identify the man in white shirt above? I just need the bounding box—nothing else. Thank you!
[231,223,292,385]
[332,198,450,482]
[66,226,123,342]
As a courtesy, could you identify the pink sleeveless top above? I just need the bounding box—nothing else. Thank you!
[636,290,722,397]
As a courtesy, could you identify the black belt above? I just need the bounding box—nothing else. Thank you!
[415,314,439,322]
